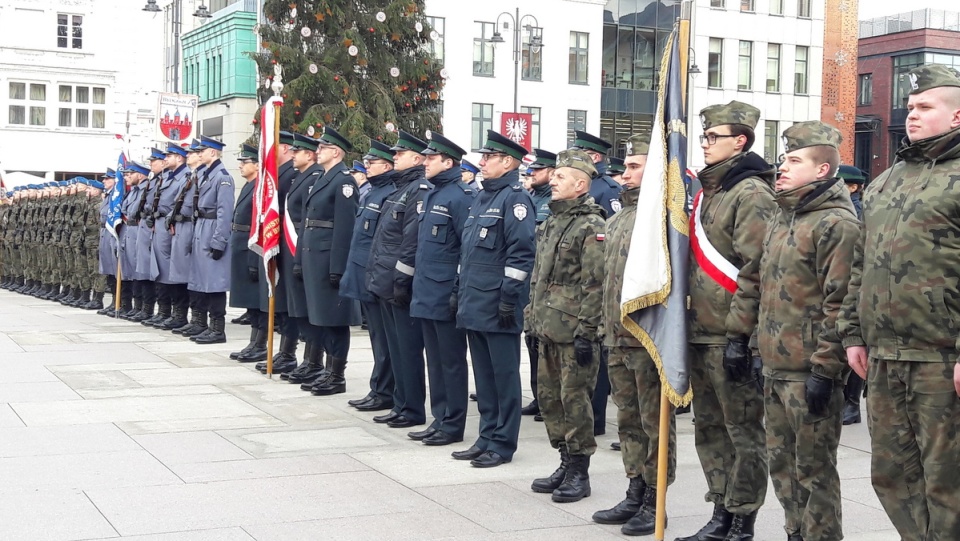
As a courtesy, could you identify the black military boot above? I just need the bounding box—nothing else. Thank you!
[181,310,208,337]
[259,334,299,374]
[303,353,333,390]
[73,289,91,308]
[290,343,327,385]
[112,297,132,318]
[231,311,252,325]
[311,356,347,395]
[231,326,258,360]
[843,373,863,425]
[52,284,68,302]
[130,300,153,323]
[172,308,199,334]
[162,305,187,330]
[722,511,757,541]
[674,505,733,541]
[238,328,268,362]
[280,339,312,379]
[593,477,646,524]
[622,484,662,536]
[787,535,803,541]
[193,316,226,344]
[532,444,570,493]
[145,302,170,327]
[40,283,57,300]
[552,454,591,503]
[85,292,104,311]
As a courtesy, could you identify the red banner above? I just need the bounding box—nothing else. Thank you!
[501,112,534,151]
[249,96,283,296]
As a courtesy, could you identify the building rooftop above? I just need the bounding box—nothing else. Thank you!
[859,8,960,39]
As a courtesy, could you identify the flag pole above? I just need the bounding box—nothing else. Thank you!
[265,98,281,378]
[114,255,122,317]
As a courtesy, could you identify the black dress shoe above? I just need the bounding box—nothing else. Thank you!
[423,431,463,446]
[451,445,485,461]
[521,399,540,416]
[348,393,374,407]
[534,414,544,422]
[373,411,400,424]
[469,393,478,401]
[611,441,621,451]
[387,415,419,429]
[471,450,510,468]
[408,427,437,441]
[355,397,394,412]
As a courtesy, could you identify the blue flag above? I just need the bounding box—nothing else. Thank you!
[106,153,126,241]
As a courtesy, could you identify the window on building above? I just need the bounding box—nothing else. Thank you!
[522,26,543,81]
[473,22,495,77]
[8,82,26,125]
[858,73,873,105]
[57,14,83,49]
[764,120,779,163]
[798,0,811,18]
[521,106,541,148]
[569,31,589,84]
[893,53,925,108]
[795,45,809,94]
[767,43,781,92]
[770,0,784,14]
[471,103,493,151]
[567,109,587,147]
[741,0,755,12]
[710,0,725,7]
[738,41,752,91]
[708,38,723,88]
[55,84,105,130]
[425,16,445,65]
[12,83,49,126]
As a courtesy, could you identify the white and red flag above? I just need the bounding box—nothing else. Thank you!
[249,96,283,295]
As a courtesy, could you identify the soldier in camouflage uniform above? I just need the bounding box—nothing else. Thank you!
[838,64,960,541]
[0,191,10,287]
[592,136,676,536]
[677,101,776,541]
[81,180,106,310]
[63,180,87,306]
[527,149,605,503]
[760,121,858,541]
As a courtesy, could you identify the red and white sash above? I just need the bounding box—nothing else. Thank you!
[283,198,299,256]
[690,190,739,294]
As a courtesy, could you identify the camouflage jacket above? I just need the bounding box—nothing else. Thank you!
[83,196,100,249]
[688,152,776,344]
[527,194,605,343]
[838,127,960,363]
[603,187,643,348]
[759,178,859,381]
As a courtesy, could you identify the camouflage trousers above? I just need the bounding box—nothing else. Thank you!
[537,340,599,456]
[608,346,676,487]
[765,377,843,541]
[868,359,960,541]
[690,344,767,514]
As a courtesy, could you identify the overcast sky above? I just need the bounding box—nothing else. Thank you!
[858,0,953,20]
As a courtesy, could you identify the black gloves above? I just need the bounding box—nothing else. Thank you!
[329,273,342,289]
[723,335,752,383]
[497,302,517,329]
[574,337,594,367]
[210,248,224,260]
[392,282,411,307]
[449,293,458,318]
[805,372,834,415]
[248,266,259,282]
[145,217,155,229]
[292,263,303,279]
[752,356,765,394]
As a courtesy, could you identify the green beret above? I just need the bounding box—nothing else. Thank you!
[555,149,597,178]
[906,64,960,95]
[625,135,649,157]
[782,121,842,153]
[700,100,760,130]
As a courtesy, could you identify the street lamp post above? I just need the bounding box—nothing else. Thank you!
[143,0,212,94]
[490,9,542,114]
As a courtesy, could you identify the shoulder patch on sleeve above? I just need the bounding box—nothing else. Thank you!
[419,183,430,190]
[342,184,355,198]
[220,181,231,186]
[513,203,528,221]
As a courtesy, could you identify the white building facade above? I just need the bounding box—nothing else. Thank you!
[0,0,165,181]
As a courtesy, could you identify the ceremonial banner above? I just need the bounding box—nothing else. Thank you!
[620,29,693,406]
[249,96,283,295]
[156,93,198,144]
[501,112,533,151]
[106,153,127,241]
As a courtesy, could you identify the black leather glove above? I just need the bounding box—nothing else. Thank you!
[574,336,594,367]
[752,356,765,394]
[292,263,303,279]
[392,281,411,307]
[145,217,155,228]
[723,335,752,383]
[805,372,834,415]
[248,266,259,282]
[497,302,517,329]
[329,273,342,289]
[210,248,224,261]
[449,292,458,317]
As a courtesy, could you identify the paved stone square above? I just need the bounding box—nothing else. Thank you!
[0,290,898,540]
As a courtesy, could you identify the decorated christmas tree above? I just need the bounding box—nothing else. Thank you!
[255,0,445,152]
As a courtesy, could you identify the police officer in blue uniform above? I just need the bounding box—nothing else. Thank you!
[297,127,361,396]
[570,130,620,436]
[189,135,235,345]
[409,131,476,446]
[145,143,190,329]
[342,141,398,412]
[451,130,536,468]
[365,130,432,429]
[461,159,481,190]
[521,148,556,420]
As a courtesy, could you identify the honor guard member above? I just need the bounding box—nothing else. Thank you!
[365,130,432,429]
[96,169,119,314]
[761,122,856,541]
[189,135,235,344]
[129,148,166,322]
[145,143,190,328]
[256,131,301,374]
[409,131,476,446]
[593,136,677,536]
[608,157,626,185]
[838,64,960,541]
[230,144,269,362]
[521,148,556,420]
[118,162,148,317]
[283,133,328,385]
[527,150,605,502]
[461,159,480,190]
[451,130,535,468]
[298,126,361,396]
[169,140,205,335]
[342,141,398,412]
[676,101,776,541]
